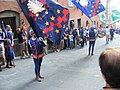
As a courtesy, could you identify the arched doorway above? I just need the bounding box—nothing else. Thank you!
[0,10,20,38]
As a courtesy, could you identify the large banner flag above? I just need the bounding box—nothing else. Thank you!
[72,0,105,18]
[17,0,70,44]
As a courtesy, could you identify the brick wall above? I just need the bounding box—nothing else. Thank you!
[56,0,102,28]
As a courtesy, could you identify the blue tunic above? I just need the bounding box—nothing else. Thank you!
[29,37,46,58]
[89,29,96,40]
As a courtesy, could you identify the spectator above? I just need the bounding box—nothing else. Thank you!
[80,27,84,47]
[69,31,74,49]
[16,28,25,59]
[83,27,87,45]
[105,26,110,44]
[110,26,114,41]
[28,27,33,56]
[0,28,6,65]
[60,35,64,50]
[0,28,6,71]
[0,65,1,71]
[99,48,120,89]
[21,25,29,57]
[64,27,70,49]
[72,28,78,48]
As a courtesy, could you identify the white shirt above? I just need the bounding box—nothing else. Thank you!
[105,28,110,35]
[69,34,74,41]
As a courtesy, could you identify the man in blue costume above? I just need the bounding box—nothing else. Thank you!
[1,21,15,68]
[28,30,46,82]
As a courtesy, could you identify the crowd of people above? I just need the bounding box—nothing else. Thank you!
[53,26,90,52]
[0,20,115,70]
[0,20,31,71]
[0,19,118,84]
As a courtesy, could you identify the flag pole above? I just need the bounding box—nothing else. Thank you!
[106,0,110,27]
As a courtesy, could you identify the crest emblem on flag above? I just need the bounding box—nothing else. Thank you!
[79,0,88,6]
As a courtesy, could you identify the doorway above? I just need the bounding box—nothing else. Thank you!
[0,17,17,38]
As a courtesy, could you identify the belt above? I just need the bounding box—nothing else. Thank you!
[32,53,45,59]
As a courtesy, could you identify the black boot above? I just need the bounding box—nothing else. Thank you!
[39,75,44,79]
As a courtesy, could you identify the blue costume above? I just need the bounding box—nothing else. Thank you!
[7,31,15,60]
[1,23,15,67]
[29,37,46,77]
[88,27,96,56]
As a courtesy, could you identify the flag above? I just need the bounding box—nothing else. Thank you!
[17,0,70,44]
[111,10,120,23]
[100,13,106,23]
[100,10,120,24]
[72,0,105,18]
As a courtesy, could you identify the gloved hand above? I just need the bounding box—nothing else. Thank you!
[7,39,11,44]
[39,37,43,41]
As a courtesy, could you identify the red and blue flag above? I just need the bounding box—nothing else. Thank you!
[72,0,105,18]
[17,0,70,44]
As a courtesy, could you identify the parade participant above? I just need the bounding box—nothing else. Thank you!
[1,21,15,68]
[88,27,96,56]
[99,48,120,89]
[28,30,46,82]
[6,25,15,67]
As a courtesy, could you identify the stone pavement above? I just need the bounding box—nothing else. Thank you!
[0,34,120,90]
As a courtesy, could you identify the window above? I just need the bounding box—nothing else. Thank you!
[68,0,74,7]
[0,17,17,38]
[82,12,83,15]
[86,20,89,27]
[94,21,96,25]
[70,20,74,30]
[77,18,81,28]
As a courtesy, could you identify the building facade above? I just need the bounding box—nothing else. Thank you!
[0,0,28,38]
[0,0,103,56]
[0,0,102,35]
[56,0,102,29]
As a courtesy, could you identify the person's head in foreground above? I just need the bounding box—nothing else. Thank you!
[99,47,120,89]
